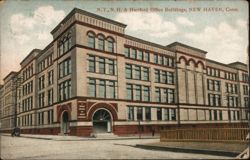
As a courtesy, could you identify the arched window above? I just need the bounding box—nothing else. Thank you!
[107,37,114,53]
[87,32,95,48]
[98,35,105,50]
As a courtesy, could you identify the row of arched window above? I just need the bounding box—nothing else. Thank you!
[58,32,72,56]
[87,31,115,53]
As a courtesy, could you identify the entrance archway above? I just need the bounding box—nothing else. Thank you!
[92,109,112,133]
[61,111,69,134]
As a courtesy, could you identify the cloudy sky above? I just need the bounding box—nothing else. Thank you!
[0,0,248,83]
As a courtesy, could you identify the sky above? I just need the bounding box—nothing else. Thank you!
[0,0,249,83]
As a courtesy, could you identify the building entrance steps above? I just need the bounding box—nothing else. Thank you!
[91,132,118,138]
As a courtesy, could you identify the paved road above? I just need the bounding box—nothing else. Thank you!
[1,136,231,159]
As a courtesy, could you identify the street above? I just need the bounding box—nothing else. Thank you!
[1,135,231,159]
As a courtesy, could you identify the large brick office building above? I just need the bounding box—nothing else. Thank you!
[0,8,249,136]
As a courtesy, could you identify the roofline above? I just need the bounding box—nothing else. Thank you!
[124,34,174,52]
[228,61,247,66]
[20,49,42,65]
[207,59,248,71]
[3,71,18,81]
[51,8,127,34]
[167,42,207,54]
[37,41,54,58]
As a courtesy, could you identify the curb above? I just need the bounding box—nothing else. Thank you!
[135,144,240,157]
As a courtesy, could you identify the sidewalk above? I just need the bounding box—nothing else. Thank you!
[136,141,250,157]
[1,133,159,141]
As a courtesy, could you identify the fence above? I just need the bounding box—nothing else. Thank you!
[160,128,250,142]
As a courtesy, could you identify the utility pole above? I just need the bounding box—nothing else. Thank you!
[13,76,22,128]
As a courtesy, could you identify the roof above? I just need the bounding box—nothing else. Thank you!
[228,61,247,66]
[125,34,174,52]
[206,59,248,71]
[167,42,207,54]
[51,8,127,34]
[20,49,42,65]
[3,71,18,81]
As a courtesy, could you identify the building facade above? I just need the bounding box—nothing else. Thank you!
[0,8,249,136]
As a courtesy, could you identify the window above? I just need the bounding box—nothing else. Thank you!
[243,85,248,95]
[170,109,176,120]
[88,55,96,72]
[155,69,160,83]
[244,97,249,107]
[143,86,150,102]
[167,72,174,84]
[126,84,133,100]
[157,108,162,120]
[226,96,238,107]
[98,80,106,98]
[137,107,143,120]
[134,66,141,80]
[213,110,217,120]
[38,92,45,108]
[135,85,141,101]
[98,35,105,50]
[164,108,169,120]
[209,110,212,120]
[143,67,149,81]
[125,64,132,79]
[131,49,136,59]
[108,59,115,75]
[145,107,151,120]
[167,89,175,103]
[155,88,161,102]
[208,94,221,106]
[48,89,53,105]
[58,33,72,56]
[154,54,158,63]
[88,79,96,97]
[58,80,72,101]
[107,37,114,52]
[128,107,134,120]
[162,71,167,84]
[88,32,95,48]
[219,110,223,120]
[124,47,130,57]
[48,110,53,124]
[108,81,116,98]
[59,59,71,78]
[144,52,149,62]
[99,58,105,74]
[137,50,143,60]
[38,75,45,90]
[159,55,164,65]
[48,70,53,85]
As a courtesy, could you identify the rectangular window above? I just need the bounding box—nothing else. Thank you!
[126,84,133,100]
[219,110,223,120]
[162,71,167,84]
[155,88,161,102]
[137,50,143,60]
[167,89,175,103]
[135,85,141,101]
[124,47,130,57]
[48,89,53,105]
[167,72,174,84]
[144,52,149,62]
[59,59,71,78]
[137,107,143,120]
[125,64,132,79]
[155,69,160,83]
[164,108,169,120]
[48,70,54,85]
[108,59,115,75]
[58,80,72,101]
[154,54,158,64]
[143,86,150,102]
[143,67,149,81]
[98,80,106,98]
[108,81,115,99]
[157,108,162,120]
[134,66,141,80]
[99,58,105,74]
[214,110,217,120]
[131,49,136,59]
[170,109,176,120]
[159,55,164,65]
[88,55,96,72]
[128,106,134,120]
[88,79,96,97]
[145,107,151,120]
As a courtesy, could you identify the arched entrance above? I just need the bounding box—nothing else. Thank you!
[92,109,112,133]
[61,111,69,134]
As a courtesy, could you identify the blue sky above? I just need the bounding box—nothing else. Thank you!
[0,0,248,83]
